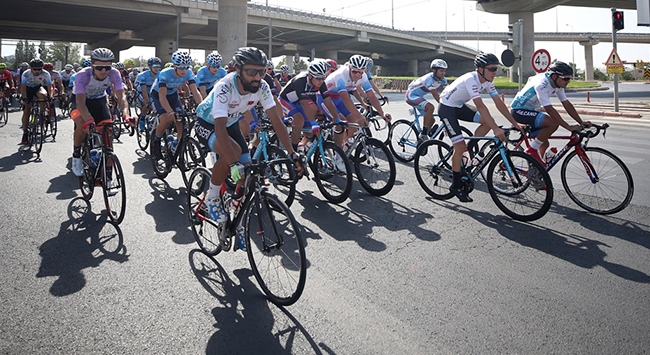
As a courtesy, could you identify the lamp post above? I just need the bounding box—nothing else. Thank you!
[266,0,272,58]
[566,23,575,80]
[162,0,180,51]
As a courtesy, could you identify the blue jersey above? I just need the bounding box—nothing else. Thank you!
[151,67,196,95]
[196,66,227,91]
[135,70,159,93]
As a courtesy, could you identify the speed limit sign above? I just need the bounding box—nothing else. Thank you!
[532,49,551,73]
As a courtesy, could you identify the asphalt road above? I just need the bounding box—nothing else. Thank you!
[0,95,648,354]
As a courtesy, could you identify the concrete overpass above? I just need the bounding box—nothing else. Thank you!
[0,0,481,77]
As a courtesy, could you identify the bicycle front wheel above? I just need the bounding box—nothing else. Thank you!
[103,154,127,224]
[30,119,45,154]
[388,119,419,163]
[136,115,151,150]
[179,136,206,188]
[486,150,553,221]
[354,137,396,196]
[0,105,8,126]
[263,145,297,207]
[246,191,306,306]
[309,141,352,204]
[561,147,634,214]
[79,143,95,201]
[187,167,223,255]
[50,117,58,140]
[414,140,454,200]
[150,131,171,180]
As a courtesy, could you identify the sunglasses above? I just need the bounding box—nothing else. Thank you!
[93,65,112,71]
[32,68,43,71]
[312,75,326,81]
[484,66,498,72]
[351,69,363,75]
[176,65,191,70]
[558,75,572,81]
[242,68,266,77]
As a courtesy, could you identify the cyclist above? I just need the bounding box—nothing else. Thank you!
[275,64,293,87]
[510,61,591,164]
[438,53,524,203]
[70,48,130,182]
[19,58,52,145]
[43,62,64,122]
[325,59,338,75]
[364,58,385,99]
[150,50,203,159]
[196,52,227,98]
[405,58,448,142]
[0,63,13,108]
[194,47,302,225]
[134,57,162,128]
[60,64,75,95]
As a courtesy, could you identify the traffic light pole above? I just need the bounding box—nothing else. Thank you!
[611,8,619,112]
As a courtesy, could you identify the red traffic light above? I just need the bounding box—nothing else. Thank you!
[612,11,624,31]
[614,12,622,20]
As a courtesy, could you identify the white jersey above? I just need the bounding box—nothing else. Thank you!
[324,65,372,98]
[511,72,568,111]
[196,72,275,127]
[440,71,498,108]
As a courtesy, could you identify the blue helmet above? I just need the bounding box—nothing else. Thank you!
[148,57,162,67]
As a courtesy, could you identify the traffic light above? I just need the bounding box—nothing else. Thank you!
[612,11,624,31]
[168,40,177,56]
[507,23,521,45]
[507,24,514,44]
[309,48,315,62]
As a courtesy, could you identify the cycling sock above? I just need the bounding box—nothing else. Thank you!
[73,145,81,157]
[453,171,461,189]
[421,127,428,136]
[531,138,543,150]
[154,134,162,140]
[292,143,298,152]
[207,182,222,200]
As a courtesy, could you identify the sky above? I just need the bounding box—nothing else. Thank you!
[2,0,648,71]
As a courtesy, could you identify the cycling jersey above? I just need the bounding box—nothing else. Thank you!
[196,66,227,92]
[135,70,158,93]
[274,72,293,87]
[196,72,275,127]
[324,66,372,99]
[21,69,52,88]
[0,70,13,84]
[73,67,124,99]
[151,67,196,95]
[511,72,568,110]
[406,73,447,103]
[60,70,75,81]
[263,73,278,95]
[279,72,329,104]
[48,70,61,83]
[440,71,498,108]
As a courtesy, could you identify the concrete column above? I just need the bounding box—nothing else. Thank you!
[408,59,418,77]
[218,0,248,62]
[322,50,338,62]
[508,11,535,83]
[155,37,175,64]
[580,41,598,81]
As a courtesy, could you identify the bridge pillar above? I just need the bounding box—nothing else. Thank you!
[508,12,535,84]
[408,59,418,77]
[218,0,248,61]
[155,37,175,64]
[579,39,599,81]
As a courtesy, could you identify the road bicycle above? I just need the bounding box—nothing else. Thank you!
[25,98,52,155]
[414,127,554,221]
[505,123,634,215]
[135,102,157,151]
[150,111,205,187]
[0,89,9,126]
[186,159,306,306]
[354,96,391,144]
[108,95,133,140]
[389,109,474,163]
[78,121,126,224]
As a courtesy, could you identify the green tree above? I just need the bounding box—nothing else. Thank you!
[38,41,49,61]
[47,42,82,65]
[15,40,27,67]
[27,42,37,62]
[123,58,138,68]
[593,68,608,81]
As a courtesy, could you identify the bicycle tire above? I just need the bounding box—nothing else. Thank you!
[560,146,634,214]
[388,119,419,162]
[0,106,7,126]
[187,167,223,256]
[179,136,206,188]
[414,140,455,200]
[136,116,150,151]
[150,131,171,180]
[50,117,58,140]
[262,145,297,207]
[309,141,352,203]
[103,154,127,224]
[112,109,123,141]
[486,150,553,221]
[79,143,95,201]
[31,116,45,155]
[245,191,306,306]
[354,137,396,196]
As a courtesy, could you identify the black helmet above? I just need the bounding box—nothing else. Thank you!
[548,61,573,76]
[29,58,44,68]
[232,47,268,68]
[474,53,500,68]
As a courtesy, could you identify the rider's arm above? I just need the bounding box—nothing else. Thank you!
[473,96,504,140]
[492,95,524,132]
[369,79,383,98]
[266,106,296,156]
[141,84,150,103]
[188,82,203,105]
[561,100,591,127]
[115,89,129,118]
[429,89,441,103]
[75,93,94,122]
[365,90,391,122]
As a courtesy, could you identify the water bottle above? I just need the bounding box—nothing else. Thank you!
[544,147,558,165]
[236,225,247,251]
[428,123,440,138]
[90,149,101,169]
[231,184,244,212]
[167,135,177,153]
[471,151,485,167]
[343,137,355,153]
[462,149,471,167]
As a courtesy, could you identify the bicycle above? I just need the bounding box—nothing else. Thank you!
[108,95,133,140]
[388,109,473,163]
[26,98,51,154]
[506,123,634,215]
[354,96,391,144]
[0,89,9,126]
[186,159,306,306]
[414,127,554,221]
[78,121,127,224]
[135,102,157,151]
[149,111,205,187]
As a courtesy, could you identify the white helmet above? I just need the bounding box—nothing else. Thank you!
[308,60,328,77]
[430,59,448,70]
[348,55,368,70]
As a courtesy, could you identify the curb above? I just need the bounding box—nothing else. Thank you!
[558,108,642,118]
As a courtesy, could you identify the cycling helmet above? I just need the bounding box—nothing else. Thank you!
[193,64,201,71]
[366,57,374,70]
[232,47,268,68]
[430,59,448,70]
[206,52,223,68]
[547,61,573,76]
[279,64,290,73]
[114,62,125,70]
[266,60,274,69]
[90,48,115,62]
[81,59,92,68]
[43,62,54,71]
[29,58,44,68]
[474,53,500,68]
[171,51,192,66]
[0,63,6,69]
[64,64,73,70]
[20,62,29,68]
[165,62,173,68]
[133,67,140,73]
[147,57,162,67]
[348,54,368,70]
[308,60,328,77]
[325,59,338,70]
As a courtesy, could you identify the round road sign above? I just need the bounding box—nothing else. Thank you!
[532,49,551,73]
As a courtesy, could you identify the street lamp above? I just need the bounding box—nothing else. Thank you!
[162,0,180,51]
[566,23,575,80]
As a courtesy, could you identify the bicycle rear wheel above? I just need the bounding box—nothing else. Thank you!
[354,137,396,196]
[136,114,151,150]
[103,154,127,224]
[0,104,8,126]
[486,150,553,221]
[150,131,171,180]
[388,119,419,162]
[179,136,206,188]
[30,119,44,155]
[79,143,95,201]
[50,116,58,140]
[246,191,306,306]
[187,167,223,255]
[561,147,634,214]
[309,141,352,204]
[414,140,455,200]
